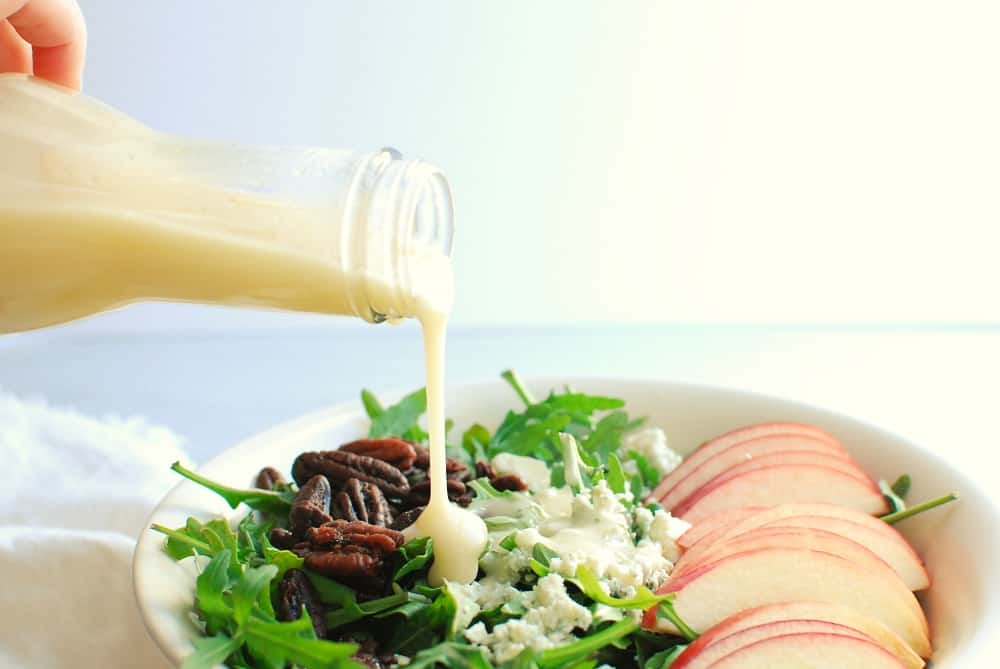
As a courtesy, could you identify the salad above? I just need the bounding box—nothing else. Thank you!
[153,371,956,669]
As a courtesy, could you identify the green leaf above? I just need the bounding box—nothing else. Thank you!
[537,620,639,668]
[407,641,495,669]
[582,411,629,460]
[878,478,907,515]
[881,492,959,524]
[501,369,536,406]
[383,586,460,654]
[462,423,492,463]
[232,564,278,626]
[607,453,627,495]
[180,634,242,669]
[196,550,234,636]
[891,474,912,498]
[324,584,410,630]
[628,450,661,490]
[369,388,428,442]
[655,601,699,642]
[644,645,687,669]
[243,615,360,669]
[573,565,673,610]
[395,537,435,581]
[360,389,385,419]
[171,462,294,515]
[542,394,625,413]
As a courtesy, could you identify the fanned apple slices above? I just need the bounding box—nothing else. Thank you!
[648,421,889,521]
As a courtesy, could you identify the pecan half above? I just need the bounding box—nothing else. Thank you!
[475,460,528,492]
[339,438,417,471]
[277,569,327,638]
[254,466,286,490]
[412,445,470,481]
[402,478,467,509]
[293,451,410,498]
[390,506,424,531]
[269,527,296,550]
[302,520,404,584]
[332,477,393,527]
[289,474,334,537]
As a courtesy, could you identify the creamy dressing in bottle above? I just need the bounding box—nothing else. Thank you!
[0,74,488,583]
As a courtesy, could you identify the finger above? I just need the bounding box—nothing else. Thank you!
[7,0,85,89]
[0,19,32,75]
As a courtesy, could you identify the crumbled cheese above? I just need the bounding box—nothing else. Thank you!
[642,508,691,563]
[622,427,683,476]
[462,574,593,663]
[491,452,551,492]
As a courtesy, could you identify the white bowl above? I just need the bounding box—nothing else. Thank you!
[134,378,1000,666]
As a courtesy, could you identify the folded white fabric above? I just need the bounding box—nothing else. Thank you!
[0,391,188,668]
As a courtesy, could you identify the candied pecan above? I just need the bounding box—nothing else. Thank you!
[389,505,424,531]
[269,527,296,550]
[277,569,327,638]
[307,519,404,553]
[339,438,417,470]
[412,445,470,481]
[402,479,467,509]
[289,475,333,536]
[349,640,393,669]
[292,450,410,498]
[302,520,404,584]
[475,460,496,480]
[254,466,286,490]
[492,474,528,492]
[332,478,393,527]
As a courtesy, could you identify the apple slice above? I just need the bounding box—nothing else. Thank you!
[670,527,903,586]
[647,422,844,502]
[672,601,923,669]
[678,508,763,549]
[663,450,872,513]
[671,619,871,669]
[647,546,931,657]
[673,464,889,523]
[656,434,853,510]
[707,633,906,668]
[679,503,928,589]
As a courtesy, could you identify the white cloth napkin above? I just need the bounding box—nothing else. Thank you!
[0,391,188,668]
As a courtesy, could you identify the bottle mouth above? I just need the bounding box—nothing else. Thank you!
[352,151,456,323]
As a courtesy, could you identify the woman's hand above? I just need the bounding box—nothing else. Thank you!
[1,0,85,90]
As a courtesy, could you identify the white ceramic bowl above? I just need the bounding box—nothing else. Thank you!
[134,378,1000,666]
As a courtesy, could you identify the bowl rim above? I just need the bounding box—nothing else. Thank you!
[133,375,1000,666]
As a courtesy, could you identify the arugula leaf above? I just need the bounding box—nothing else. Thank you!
[317,580,410,630]
[197,550,235,635]
[243,615,360,669]
[501,369,536,405]
[582,411,629,460]
[537,620,639,668]
[181,635,243,669]
[528,543,559,576]
[881,492,959,524]
[573,565,672,610]
[878,479,907,515]
[606,453,628,496]
[395,537,434,581]
[360,389,385,419]
[644,645,687,669]
[462,423,491,463]
[891,474,912,498]
[232,564,278,626]
[368,388,428,442]
[628,451,661,490]
[407,642,494,669]
[382,586,460,654]
[171,462,294,515]
[153,517,242,575]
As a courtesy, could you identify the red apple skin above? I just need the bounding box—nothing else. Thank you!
[645,546,931,657]
[674,515,928,591]
[656,434,853,511]
[647,422,845,502]
[678,508,764,548]
[707,632,906,669]
[670,619,870,669]
[663,450,874,513]
[670,526,897,581]
[673,464,889,523]
[664,601,924,669]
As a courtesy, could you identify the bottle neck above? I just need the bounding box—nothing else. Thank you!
[344,150,455,323]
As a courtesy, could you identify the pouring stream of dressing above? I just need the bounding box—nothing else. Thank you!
[402,307,488,585]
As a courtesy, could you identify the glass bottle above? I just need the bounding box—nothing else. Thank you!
[0,74,454,333]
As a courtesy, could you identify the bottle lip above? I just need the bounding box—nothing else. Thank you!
[351,150,455,323]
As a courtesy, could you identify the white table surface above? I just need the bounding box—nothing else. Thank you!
[1,324,997,494]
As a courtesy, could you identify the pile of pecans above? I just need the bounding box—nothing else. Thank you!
[254,436,528,661]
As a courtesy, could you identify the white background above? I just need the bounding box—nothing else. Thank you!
[68,0,1000,332]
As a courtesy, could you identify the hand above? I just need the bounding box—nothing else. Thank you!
[1,0,85,90]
